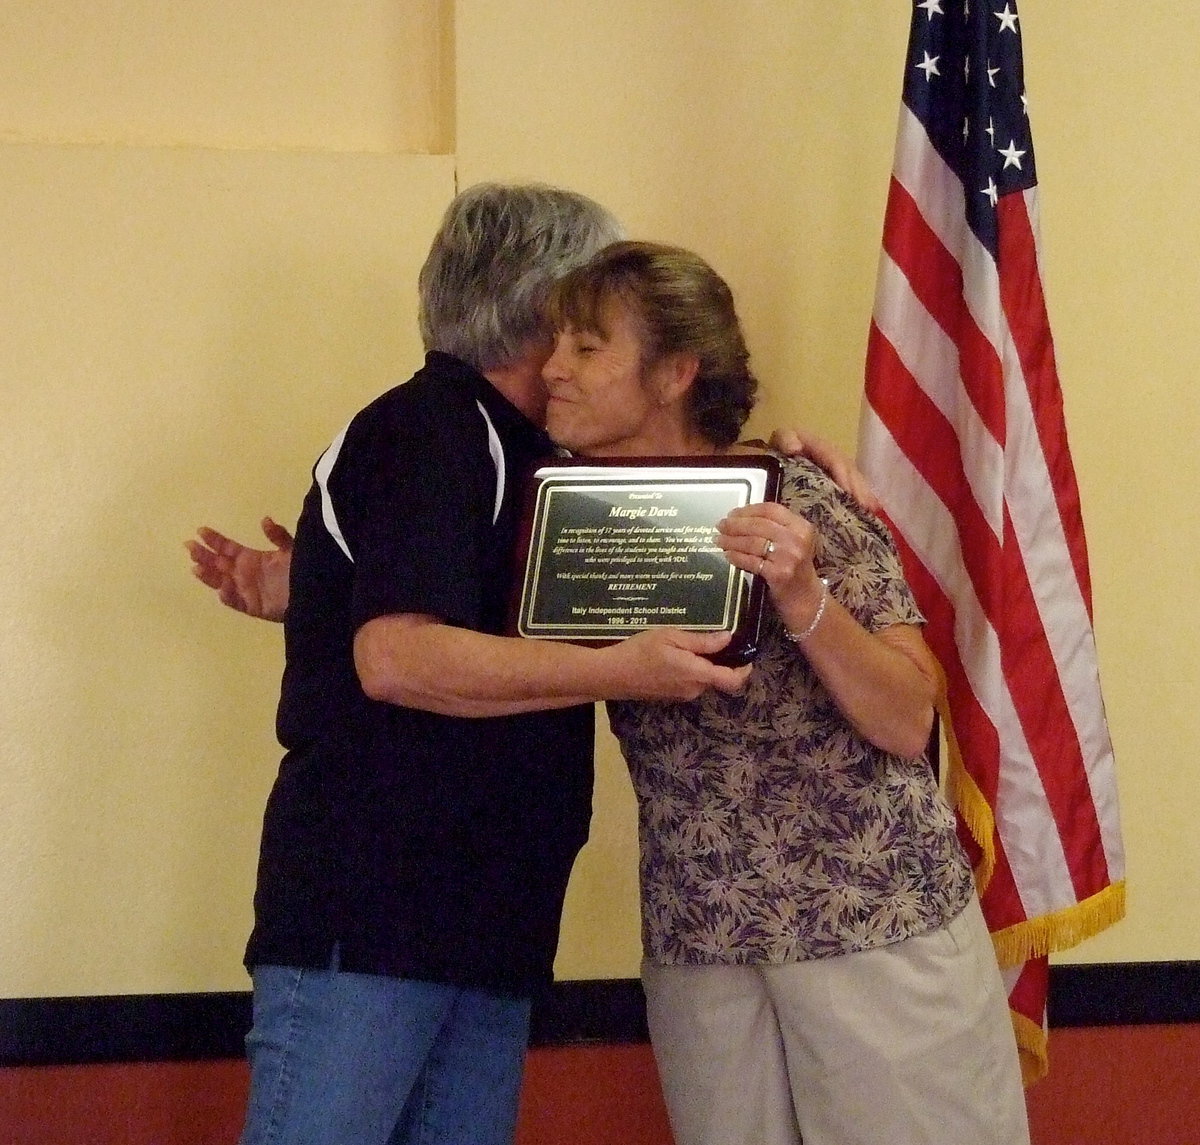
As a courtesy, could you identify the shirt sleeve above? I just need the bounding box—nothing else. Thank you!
[781,458,924,633]
[322,390,494,633]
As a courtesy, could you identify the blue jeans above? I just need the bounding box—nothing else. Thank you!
[239,960,532,1145]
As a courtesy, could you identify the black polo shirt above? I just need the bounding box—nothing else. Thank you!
[245,352,594,994]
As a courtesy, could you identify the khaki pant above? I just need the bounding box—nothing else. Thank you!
[642,895,1029,1145]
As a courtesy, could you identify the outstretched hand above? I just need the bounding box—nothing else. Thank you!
[185,517,294,622]
[606,627,752,701]
[768,427,880,514]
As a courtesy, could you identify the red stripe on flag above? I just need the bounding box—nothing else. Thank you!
[867,333,1111,899]
[886,520,1003,817]
[989,868,1030,941]
[983,812,1033,931]
[996,193,1095,616]
[881,431,1106,918]
[875,186,1112,901]
[1008,956,1049,1028]
[871,318,1110,897]
[998,505,1112,896]
[865,325,1006,621]
[1007,956,1051,1082]
[882,177,1007,443]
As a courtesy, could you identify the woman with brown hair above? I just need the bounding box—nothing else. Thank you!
[542,240,1029,1145]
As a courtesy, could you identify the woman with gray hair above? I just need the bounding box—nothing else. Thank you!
[232,192,751,1145]
[418,181,625,373]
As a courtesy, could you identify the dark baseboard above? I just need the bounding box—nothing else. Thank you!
[1047,960,1200,1027]
[0,991,250,1069]
[2,962,1197,1069]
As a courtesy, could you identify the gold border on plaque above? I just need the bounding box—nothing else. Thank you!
[510,456,782,664]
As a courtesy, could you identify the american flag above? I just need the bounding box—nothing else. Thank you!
[857,0,1126,1080]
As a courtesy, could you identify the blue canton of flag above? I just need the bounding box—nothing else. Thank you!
[905,1,1036,254]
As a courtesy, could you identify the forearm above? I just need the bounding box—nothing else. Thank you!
[355,616,602,715]
[782,594,937,757]
[353,614,749,717]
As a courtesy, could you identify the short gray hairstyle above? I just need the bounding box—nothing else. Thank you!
[418,183,623,371]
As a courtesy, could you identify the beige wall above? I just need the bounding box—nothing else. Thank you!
[0,3,456,996]
[0,2,1195,997]
[457,0,1200,976]
[0,1,454,152]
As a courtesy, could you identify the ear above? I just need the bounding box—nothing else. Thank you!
[654,351,700,406]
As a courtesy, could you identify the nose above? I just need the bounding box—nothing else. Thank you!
[542,335,568,385]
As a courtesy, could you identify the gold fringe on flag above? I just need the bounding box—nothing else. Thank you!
[940,690,997,894]
[937,686,1126,962]
[935,686,1128,1086]
[1012,1010,1050,1086]
[998,883,1127,1085]
[991,883,1128,968]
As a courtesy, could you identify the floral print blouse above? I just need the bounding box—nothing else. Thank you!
[607,455,974,966]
